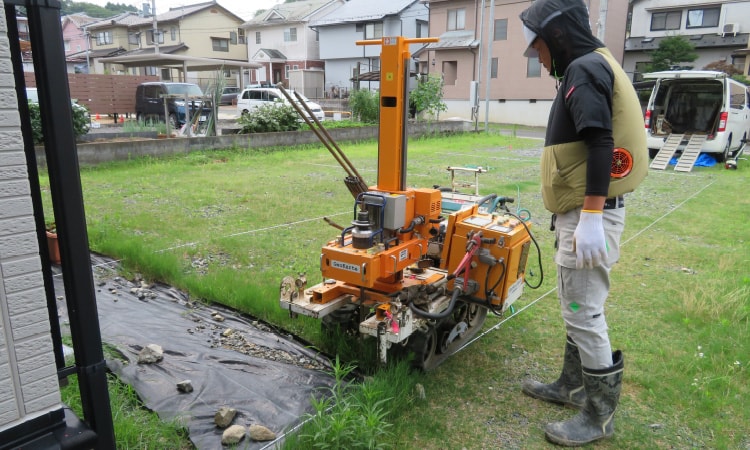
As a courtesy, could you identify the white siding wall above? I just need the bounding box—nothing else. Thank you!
[629,0,750,38]
[304,25,320,60]
[444,99,552,127]
[0,3,62,433]
[318,3,428,93]
[318,23,380,60]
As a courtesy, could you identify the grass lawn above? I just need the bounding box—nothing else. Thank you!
[46,130,749,448]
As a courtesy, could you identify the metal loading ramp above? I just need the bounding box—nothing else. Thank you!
[650,133,684,170]
[649,134,709,172]
[674,134,708,172]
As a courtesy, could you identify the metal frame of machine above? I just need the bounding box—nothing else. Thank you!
[279,36,536,370]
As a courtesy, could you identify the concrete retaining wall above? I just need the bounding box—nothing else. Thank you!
[35,120,472,166]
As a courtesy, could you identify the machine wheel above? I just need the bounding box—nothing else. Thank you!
[408,327,438,371]
[321,303,360,336]
[466,302,487,328]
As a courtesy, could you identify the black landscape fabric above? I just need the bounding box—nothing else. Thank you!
[55,254,333,449]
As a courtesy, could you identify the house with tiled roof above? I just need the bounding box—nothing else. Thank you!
[243,0,344,96]
[309,0,429,97]
[623,0,750,81]
[61,13,99,69]
[80,1,247,86]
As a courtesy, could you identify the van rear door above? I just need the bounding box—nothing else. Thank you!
[728,82,750,146]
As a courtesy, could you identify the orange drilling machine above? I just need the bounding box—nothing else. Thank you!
[280,37,536,370]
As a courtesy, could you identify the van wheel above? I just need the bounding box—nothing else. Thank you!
[648,148,659,159]
[241,109,249,116]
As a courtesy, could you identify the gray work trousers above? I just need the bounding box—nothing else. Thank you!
[553,206,626,369]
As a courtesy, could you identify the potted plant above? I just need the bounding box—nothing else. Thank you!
[46,222,60,265]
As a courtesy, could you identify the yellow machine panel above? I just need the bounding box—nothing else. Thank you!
[447,212,532,308]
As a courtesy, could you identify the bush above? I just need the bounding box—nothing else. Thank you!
[28,101,90,144]
[409,74,447,122]
[236,102,301,133]
[349,89,379,124]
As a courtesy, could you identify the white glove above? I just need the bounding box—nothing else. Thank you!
[573,210,607,269]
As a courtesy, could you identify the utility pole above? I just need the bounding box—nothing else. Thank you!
[84,26,90,73]
[474,0,485,131]
[483,0,495,132]
[597,0,608,41]
[152,0,159,54]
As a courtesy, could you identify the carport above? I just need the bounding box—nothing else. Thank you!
[99,53,262,88]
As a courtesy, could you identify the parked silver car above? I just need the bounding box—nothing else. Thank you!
[219,87,241,106]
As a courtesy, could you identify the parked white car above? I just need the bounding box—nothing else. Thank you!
[643,70,750,161]
[236,87,325,122]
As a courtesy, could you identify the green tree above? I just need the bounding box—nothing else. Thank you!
[60,0,137,18]
[349,89,380,124]
[645,35,698,72]
[409,74,447,122]
[701,61,749,86]
[703,60,742,76]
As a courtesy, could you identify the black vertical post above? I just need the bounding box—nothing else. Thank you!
[25,0,116,447]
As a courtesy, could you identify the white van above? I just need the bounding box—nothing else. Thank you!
[236,87,325,121]
[643,70,750,161]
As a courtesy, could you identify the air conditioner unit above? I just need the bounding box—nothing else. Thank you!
[722,23,739,37]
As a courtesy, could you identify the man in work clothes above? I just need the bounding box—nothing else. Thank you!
[519,0,648,446]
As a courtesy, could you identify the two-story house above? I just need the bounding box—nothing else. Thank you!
[244,0,344,97]
[624,0,750,81]
[72,11,139,74]
[309,0,429,98]
[418,0,630,126]
[61,13,101,73]
[85,1,247,86]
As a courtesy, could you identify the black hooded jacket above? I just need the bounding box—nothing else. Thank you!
[520,0,614,198]
[519,0,604,78]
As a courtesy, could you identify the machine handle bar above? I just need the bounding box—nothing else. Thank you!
[355,37,439,46]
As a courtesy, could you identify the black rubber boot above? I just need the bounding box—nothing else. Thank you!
[544,350,624,447]
[521,337,586,409]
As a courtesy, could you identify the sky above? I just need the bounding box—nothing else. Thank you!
[86,0,281,21]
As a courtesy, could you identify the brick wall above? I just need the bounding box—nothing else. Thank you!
[0,5,62,432]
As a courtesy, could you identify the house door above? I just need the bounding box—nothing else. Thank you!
[273,68,282,83]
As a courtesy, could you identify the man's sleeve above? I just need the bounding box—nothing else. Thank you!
[581,127,614,197]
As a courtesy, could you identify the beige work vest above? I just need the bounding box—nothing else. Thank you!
[540,48,648,214]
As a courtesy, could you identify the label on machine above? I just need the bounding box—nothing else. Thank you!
[331,260,361,273]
